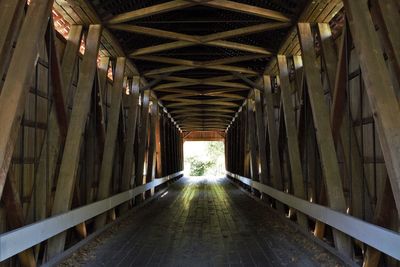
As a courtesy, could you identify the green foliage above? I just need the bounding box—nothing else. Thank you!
[184,141,225,177]
[186,156,214,176]
[206,142,224,160]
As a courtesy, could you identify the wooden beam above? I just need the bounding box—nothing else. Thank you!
[171,108,235,114]
[179,118,230,124]
[108,24,199,43]
[131,39,271,57]
[166,100,239,108]
[115,22,287,48]
[135,89,151,201]
[120,77,140,212]
[253,90,270,186]
[144,65,195,76]
[275,60,308,230]
[139,56,258,75]
[205,40,272,55]
[372,0,400,97]
[201,22,291,43]
[181,127,226,131]
[0,0,25,91]
[160,93,244,101]
[95,57,126,229]
[247,100,259,182]
[46,20,68,140]
[46,25,102,259]
[317,23,368,220]
[297,23,352,256]
[31,24,83,228]
[0,0,54,199]
[3,171,36,267]
[127,22,283,56]
[133,55,196,66]
[107,0,196,24]
[174,113,233,119]
[202,0,291,22]
[154,81,248,90]
[344,0,400,215]
[202,54,269,66]
[145,100,158,196]
[131,41,193,56]
[155,109,163,177]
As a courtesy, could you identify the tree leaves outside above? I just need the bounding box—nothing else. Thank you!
[184,141,225,177]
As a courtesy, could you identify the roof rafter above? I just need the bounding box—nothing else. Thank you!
[107,0,291,24]
[107,0,197,24]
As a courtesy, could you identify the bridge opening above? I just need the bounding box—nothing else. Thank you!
[0,0,399,266]
[183,141,225,178]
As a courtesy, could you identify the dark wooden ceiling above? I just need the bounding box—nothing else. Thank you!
[89,0,308,132]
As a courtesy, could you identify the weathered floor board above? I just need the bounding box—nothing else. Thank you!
[60,177,348,267]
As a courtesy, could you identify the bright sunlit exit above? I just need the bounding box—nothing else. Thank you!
[184,141,225,178]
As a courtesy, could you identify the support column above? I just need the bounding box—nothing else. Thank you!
[0,0,54,199]
[343,0,400,216]
[298,23,352,256]
[46,25,102,259]
[254,90,269,183]
[95,57,126,229]
[145,99,158,196]
[274,63,308,230]
[31,24,83,223]
[247,100,259,182]
[120,77,140,212]
[317,23,368,220]
[135,89,151,199]
[254,88,284,212]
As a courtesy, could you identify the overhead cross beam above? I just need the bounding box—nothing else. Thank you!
[170,108,236,114]
[141,57,259,76]
[160,93,245,101]
[153,74,254,83]
[154,80,249,90]
[107,0,291,24]
[165,99,240,108]
[174,113,233,119]
[107,0,197,24]
[109,22,290,56]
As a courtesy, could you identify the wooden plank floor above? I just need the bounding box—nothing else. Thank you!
[61,177,350,267]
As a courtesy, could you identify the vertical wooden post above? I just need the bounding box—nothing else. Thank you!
[155,107,163,178]
[243,104,251,178]
[253,90,269,184]
[31,24,83,223]
[145,99,158,196]
[120,77,140,212]
[317,23,368,220]
[254,88,285,212]
[0,0,54,199]
[263,76,284,194]
[95,57,126,229]
[297,22,352,256]
[46,25,102,259]
[161,115,168,176]
[247,100,259,182]
[135,89,151,198]
[275,61,309,230]
[343,0,400,216]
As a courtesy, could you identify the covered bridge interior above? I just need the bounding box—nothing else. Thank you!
[0,0,400,266]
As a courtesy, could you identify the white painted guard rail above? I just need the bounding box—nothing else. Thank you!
[0,171,183,261]
[227,171,400,261]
